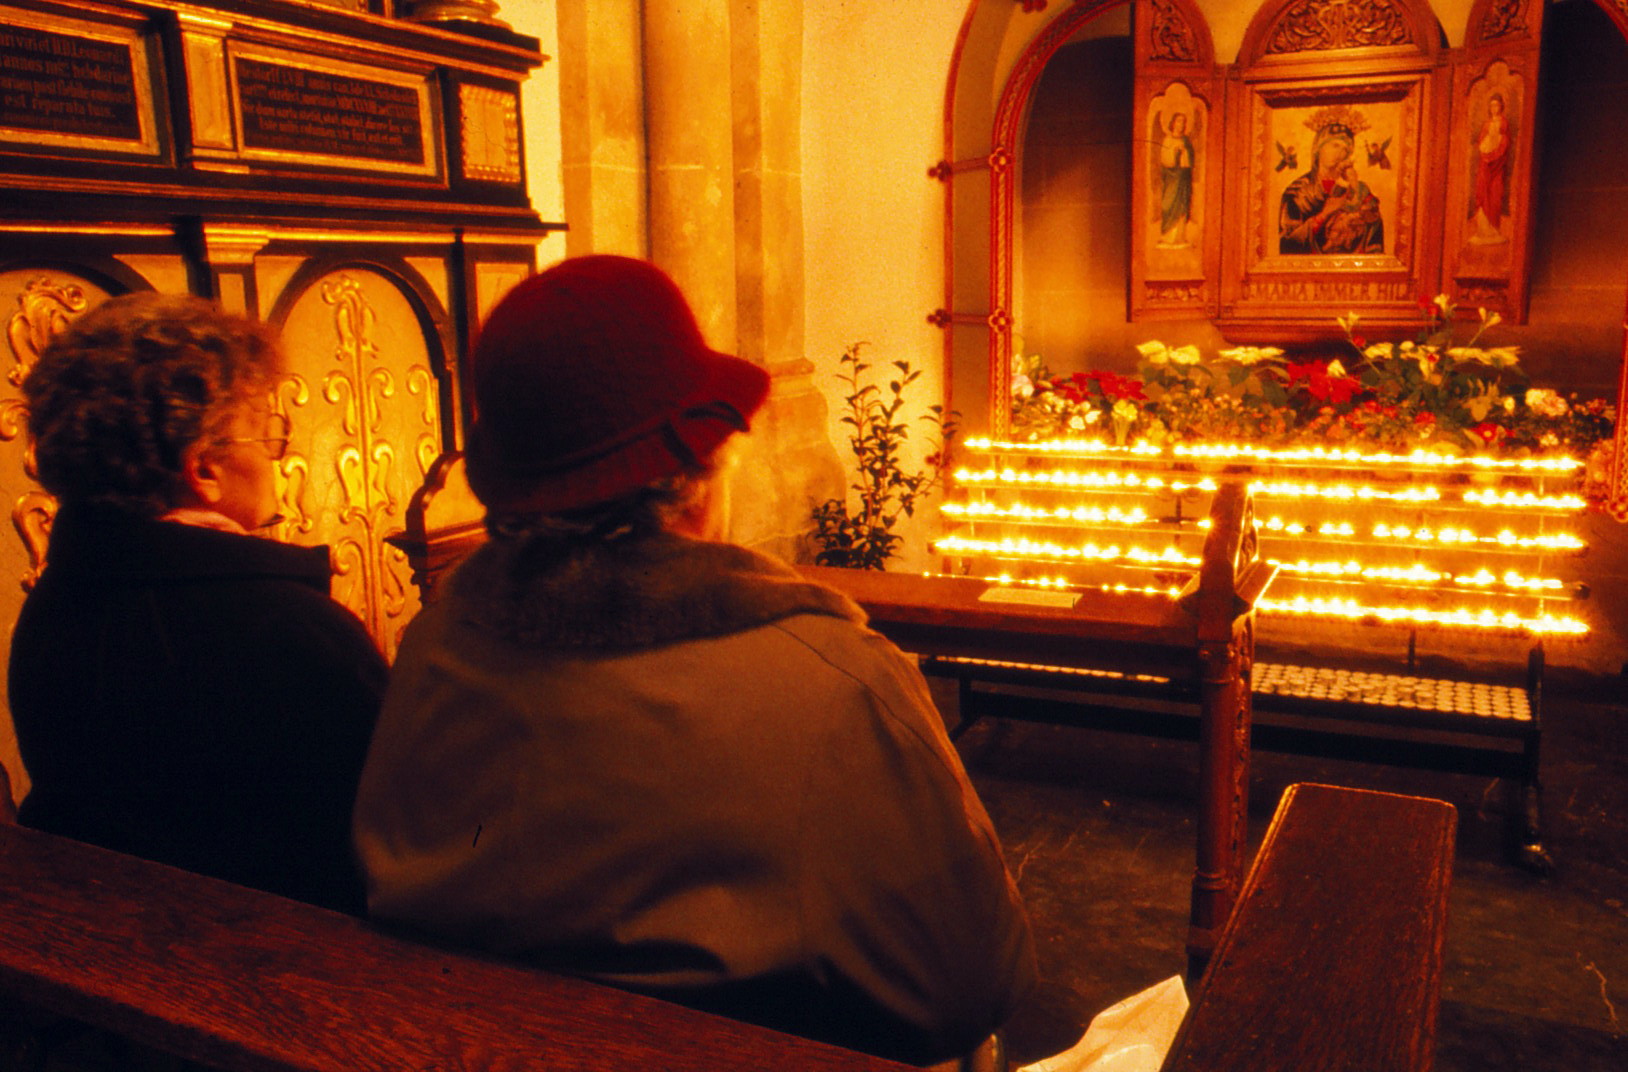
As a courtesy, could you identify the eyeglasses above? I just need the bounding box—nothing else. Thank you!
[214,412,291,460]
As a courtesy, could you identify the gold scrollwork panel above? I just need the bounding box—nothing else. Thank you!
[275,270,443,661]
[0,270,110,805]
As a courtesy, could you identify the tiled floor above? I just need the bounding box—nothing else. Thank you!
[943,677,1628,1069]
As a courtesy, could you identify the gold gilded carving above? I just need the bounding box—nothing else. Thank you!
[3,278,85,441]
[274,376,314,533]
[1480,0,1529,40]
[458,84,521,184]
[2,277,85,588]
[1265,0,1412,55]
[11,491,54,591]
[279,272,441,658]
[1149,0,1198,62]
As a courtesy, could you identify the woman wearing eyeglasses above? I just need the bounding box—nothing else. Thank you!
[8,291,386,915]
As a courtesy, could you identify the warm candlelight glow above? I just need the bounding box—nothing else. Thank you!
[960,436,1584,473]
[1256,595,1588,635]
[939,436,1590,638]
[933,534,1201,567]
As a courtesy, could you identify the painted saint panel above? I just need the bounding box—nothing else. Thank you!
[1461,62,1524,268]
[1148,85,1206,263]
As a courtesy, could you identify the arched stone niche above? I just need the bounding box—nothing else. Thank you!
[939,0,1628,517]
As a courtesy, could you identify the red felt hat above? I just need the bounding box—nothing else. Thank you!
[464,255,769,515]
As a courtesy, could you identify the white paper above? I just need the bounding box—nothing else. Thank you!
[1018,975,1189,1072]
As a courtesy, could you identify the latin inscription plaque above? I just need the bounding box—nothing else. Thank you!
[236,56,427,166]
[0,22,141,142]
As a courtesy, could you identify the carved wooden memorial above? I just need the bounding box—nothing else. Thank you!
[0,0,557,800]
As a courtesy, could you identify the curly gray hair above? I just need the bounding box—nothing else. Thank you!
[24,291,283,516]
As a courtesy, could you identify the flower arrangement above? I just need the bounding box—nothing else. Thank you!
[1010,296,1615,469]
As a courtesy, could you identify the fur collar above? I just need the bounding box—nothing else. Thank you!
[447,530,866,651]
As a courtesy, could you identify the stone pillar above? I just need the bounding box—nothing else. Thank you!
[642,0,738,344]
[556,0,841,559]
[555,0,647,258]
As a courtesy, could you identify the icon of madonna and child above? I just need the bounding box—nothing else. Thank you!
[1278,107,1386,256]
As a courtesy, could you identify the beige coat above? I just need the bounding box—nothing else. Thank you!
[353,532,1035,1064]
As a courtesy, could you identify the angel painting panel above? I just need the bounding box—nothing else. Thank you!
[1146,82,1207,267]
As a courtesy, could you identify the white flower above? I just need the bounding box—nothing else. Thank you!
[1336,312,1361,335]
[1068,414,1085,430]
[1478,308,1502,330]
[1362,342,1393,361]
[1218,346,1282,365]
[1503,396,1517,414]
[1431,294,1453,316]
[1169,345,1203,366]
[1326,359,1349,378]
[1012,374,1034,400]
[1541,432,1560,447]
[1135,340,1170,365]
[1112,399,1139,421]
[1083,408,1101,425]
[1526,388,1569,418]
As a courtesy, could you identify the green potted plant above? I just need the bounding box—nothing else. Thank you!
[811,342,956,570]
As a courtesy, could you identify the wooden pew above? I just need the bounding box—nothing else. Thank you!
[0,782,1454,1072]
[0,821,915,1072]
[1162,782,1457,1072]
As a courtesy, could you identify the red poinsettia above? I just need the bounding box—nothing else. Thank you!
[1288,360,1362,407]
[1070,369,1146,402]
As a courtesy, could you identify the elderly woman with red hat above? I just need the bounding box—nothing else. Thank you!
[352,256,1035,1067]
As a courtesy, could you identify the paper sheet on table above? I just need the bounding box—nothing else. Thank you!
[1017,975,1188,1072]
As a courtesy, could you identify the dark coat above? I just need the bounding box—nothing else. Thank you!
[355,531,1036,1065]
[10,505,387,915]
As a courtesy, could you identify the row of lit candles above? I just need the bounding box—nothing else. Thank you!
[933,534,1576,593]
[952,469,1585,511]
[942,502,1584,550]
[946,570,1589,636]
[959,437,1583,473]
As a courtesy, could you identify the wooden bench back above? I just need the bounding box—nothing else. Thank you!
[1162,782,1457,1072]
[0,783,1452,1072]
[0,822,914,1072]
